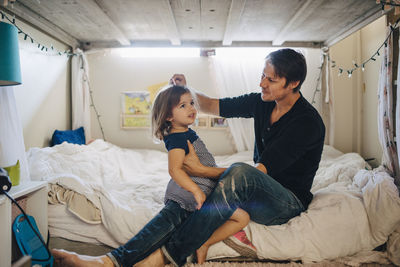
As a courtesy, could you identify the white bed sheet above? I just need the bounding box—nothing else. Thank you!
[48,204,120,247]
[27,140,400,263]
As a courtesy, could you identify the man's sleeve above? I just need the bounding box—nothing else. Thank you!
[259,115,324,176]
[219,93,259,118]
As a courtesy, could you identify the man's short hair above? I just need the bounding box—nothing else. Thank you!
[266,49,307,92]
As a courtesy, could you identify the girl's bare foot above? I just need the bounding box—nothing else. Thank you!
[52,249,114,267]
[196,244,209,264]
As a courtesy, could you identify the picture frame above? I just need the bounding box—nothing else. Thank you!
[121,91,151,128]
[193,115,209,128]
[210,117,228,128]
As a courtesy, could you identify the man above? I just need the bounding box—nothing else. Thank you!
[156,48,325,266]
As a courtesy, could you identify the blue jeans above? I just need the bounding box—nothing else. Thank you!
[162,162,305,266]
[108,200,192,267]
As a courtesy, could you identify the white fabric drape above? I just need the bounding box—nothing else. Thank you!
[208,48,328,152]
[209,53,264,152]
[0,87,30,182]
[321,48,335,146]
[377,26,400,180]
[71,48,91,142]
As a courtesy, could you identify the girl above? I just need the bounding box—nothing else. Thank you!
[52,85,250,267]
[147,85,251,265]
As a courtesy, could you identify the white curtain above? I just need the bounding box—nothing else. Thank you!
[321,48,335,146]
[208,48,326,152]
[0,87,30,182]
[71,48,91,142]
[377,26,400,181]
[209,50,264,152]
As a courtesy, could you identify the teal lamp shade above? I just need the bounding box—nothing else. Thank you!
[0,21,21,86]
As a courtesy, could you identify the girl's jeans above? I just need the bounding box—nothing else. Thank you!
[108,200,191,267]
[162,162,305,266]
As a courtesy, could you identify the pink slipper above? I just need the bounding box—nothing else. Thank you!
[223,230,257,258]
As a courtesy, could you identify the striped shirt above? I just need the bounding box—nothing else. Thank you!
[163,128,217,211]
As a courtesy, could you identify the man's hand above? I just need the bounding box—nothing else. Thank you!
[170,74,187,86]
[183,140,203,176]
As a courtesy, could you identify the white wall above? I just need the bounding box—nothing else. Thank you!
[330,16,386,162]
[87,53,235,155]
[86,48,321,155]
[2,14,72,149]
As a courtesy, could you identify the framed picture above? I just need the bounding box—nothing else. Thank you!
[194,115,209,128]
[210,117,228,128]
[121,91,151,128]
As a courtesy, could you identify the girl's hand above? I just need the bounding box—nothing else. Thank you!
[192,188,206,210]
[170,74,187,86]
[183,141,204,176]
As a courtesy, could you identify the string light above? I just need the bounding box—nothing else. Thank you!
[0,10,76,57]
[347,70,353,78]
[0,9,106,140]
[328,16,400,77]
[312,9,398,106]
[379,0,400,9]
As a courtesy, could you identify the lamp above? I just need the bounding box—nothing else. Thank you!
[0,21,21,86]
[0,19,27,185]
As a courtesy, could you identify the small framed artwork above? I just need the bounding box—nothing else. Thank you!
[121,91,151,115]
[210,117,228,128]
[121,91,151,128]
[194,115,208,128]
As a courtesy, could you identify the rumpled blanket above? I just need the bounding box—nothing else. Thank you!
[48,183,101,224]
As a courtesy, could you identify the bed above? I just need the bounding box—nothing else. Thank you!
[26,140,400,265]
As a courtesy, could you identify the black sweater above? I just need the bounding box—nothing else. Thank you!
[220,93,325,208]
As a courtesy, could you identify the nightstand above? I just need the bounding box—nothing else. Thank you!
[0,181,48,267]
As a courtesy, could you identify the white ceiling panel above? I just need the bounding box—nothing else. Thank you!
[1,0,384,50]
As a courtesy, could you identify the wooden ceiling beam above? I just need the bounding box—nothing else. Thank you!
[324,8,384,47]
[223,0,246,46]
[272,0,318,46]
[82,40,322,51]
[91,0,130,46]
[1,2,80,48]
[160,0,181,46]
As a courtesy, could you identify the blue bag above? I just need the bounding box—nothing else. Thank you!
[13,214,53,267]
